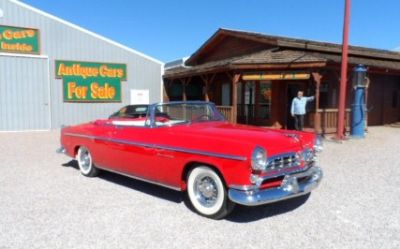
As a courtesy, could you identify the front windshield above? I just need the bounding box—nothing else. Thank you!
[152,102,225,127]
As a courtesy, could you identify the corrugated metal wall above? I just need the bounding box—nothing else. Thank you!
[0,0,162,130]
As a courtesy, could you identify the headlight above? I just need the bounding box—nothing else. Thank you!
[251,146,267,171]
[314,135,323,152]
[303,148,316,162]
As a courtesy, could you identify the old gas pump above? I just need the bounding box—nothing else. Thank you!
[351,64,368,138]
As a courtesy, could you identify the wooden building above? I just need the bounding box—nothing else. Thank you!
[163,28,400,133]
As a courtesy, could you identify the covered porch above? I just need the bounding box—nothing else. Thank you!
[163,69,350,134]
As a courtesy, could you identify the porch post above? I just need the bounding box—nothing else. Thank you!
[179,77,191,101]
[182,83,187,101]
[231,74,240,124]
[200,74,216,102]
[204,82,209,101]
[163,79,170,102]
[312,72,322,134]
[241,81,246,122]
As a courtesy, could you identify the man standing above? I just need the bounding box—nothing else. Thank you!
[291,91,315,131]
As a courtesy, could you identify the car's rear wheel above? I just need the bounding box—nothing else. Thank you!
[76,146,99,177]
[187,166,235,219]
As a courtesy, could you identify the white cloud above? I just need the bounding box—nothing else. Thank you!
[394,46,400,51]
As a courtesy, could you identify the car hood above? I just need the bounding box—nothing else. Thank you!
[168,121,311,155]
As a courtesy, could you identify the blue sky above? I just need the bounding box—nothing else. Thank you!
[22,0,400,62]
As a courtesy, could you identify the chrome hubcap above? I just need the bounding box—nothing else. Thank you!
[79,148,91,171]
[194,175,218,207]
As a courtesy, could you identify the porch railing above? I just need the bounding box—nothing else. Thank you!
[216,106,352,133]
[217,106,234,123]
[310,108,352,134]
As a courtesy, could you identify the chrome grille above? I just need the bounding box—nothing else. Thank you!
[266,153,300,171]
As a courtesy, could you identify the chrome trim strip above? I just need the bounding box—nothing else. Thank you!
[64,132,247,161]
[229,184,260,191]
[261,164,314,181]
[153,144,246,161]
[96,164,182,191]
[64,133,94,140]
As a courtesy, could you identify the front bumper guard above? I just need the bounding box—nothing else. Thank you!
[228,166,323,206]
[56,146,66,154]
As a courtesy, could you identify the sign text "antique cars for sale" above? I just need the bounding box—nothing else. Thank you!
[55,60,127,102]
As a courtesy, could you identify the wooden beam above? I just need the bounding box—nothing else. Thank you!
[232,62,327,70]
[164,67,228,80]
[164,61,329,79]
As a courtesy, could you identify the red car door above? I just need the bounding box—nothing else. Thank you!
[110,125,164,183]
[147,126,186,188]
[110,124,185,189]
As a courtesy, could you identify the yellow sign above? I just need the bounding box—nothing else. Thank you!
[56,63,125,79]
[66,82,116,100]
[0,25,40,54]
[55,60,127,102]
[242,73,310,81]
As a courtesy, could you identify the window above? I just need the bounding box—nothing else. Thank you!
[221,83,231,106]
[169,82,183,101]
[258,81,272,119]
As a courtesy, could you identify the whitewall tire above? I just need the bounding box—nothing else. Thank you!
[187,166,235,219]
[76,146,99,177]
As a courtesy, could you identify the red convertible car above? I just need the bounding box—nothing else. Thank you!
[58,101,323,219]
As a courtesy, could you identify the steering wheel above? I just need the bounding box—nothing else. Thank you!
[194,114,213,121]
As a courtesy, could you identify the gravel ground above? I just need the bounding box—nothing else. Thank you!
[0,127,399,249]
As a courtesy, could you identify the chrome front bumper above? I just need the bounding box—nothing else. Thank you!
[228,166,323,206]
[56,146,66,154]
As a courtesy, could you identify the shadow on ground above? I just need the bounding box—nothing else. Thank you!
[226,193,310,223]
[62,160,183,203]
[62,160,310,222]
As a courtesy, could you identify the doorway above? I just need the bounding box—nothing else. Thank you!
[0,55,51,131]
[286,83,302,130]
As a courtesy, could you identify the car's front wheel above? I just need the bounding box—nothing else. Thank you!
[76,146,99,177]
[187,166,235,219]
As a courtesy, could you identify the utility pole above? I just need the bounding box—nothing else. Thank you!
[337,0,351,140]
